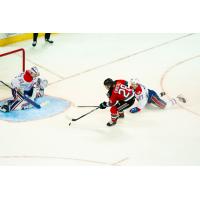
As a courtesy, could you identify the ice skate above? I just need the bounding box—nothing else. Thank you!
[177,94,186,103]
[107,120,117,126]
[160,92,166,97]
[118,112,124,118]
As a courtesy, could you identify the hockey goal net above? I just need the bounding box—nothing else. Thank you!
[0,48,25,100]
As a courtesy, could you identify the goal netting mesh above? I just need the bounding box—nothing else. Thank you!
[0,48,25,100]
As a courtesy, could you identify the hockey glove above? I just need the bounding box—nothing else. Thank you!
[130,107,141,113]
[99,101,107,109]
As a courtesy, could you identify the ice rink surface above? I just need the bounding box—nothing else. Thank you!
[0,33,200,165]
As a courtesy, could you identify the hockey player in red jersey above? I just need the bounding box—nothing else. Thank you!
[99,78,136,126]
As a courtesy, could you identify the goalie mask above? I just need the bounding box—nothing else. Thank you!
[30,66,40,77]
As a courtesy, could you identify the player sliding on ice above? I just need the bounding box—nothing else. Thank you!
[0,66,48,112]
[128,78,186,113]
[99,78,136,126]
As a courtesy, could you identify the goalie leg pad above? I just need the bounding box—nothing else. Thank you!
[10,97,24,111]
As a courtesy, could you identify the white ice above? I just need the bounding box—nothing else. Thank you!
[0,33,200,165]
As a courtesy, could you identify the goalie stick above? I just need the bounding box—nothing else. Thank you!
[0,81,41,109]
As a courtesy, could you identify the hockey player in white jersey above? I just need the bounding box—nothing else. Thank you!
[129,78,186,113]
[0,66,48,112]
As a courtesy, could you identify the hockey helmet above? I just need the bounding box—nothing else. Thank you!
[130,78,139,85]
[30,66,40,77]
[104,78,114,90]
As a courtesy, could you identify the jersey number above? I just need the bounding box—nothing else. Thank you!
[118,84,130,98]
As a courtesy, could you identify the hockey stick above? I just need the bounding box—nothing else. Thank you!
[77,105,99,108]
[77,94,165,108]
[71,107,99,122]
[0,81,41,109]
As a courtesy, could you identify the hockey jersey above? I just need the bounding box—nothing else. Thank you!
[11,70,36,92]
[107,79,135,107]
[132,83,149,110]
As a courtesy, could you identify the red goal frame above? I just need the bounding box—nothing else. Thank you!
[0,48,25,72]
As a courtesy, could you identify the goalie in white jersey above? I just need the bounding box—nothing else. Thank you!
[0,66,48,112]
[129,78,186,113]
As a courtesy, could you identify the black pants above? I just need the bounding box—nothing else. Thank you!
[33,33,51,42]
[116,96,135,112]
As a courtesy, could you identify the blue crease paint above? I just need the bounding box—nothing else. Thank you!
[0,96,70,122]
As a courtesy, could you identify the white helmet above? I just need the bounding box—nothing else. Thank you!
[30,66,40,76]
[130,78,139,85]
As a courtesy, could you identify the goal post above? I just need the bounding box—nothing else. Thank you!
[0,48,26,100]
[0,48,25,72]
